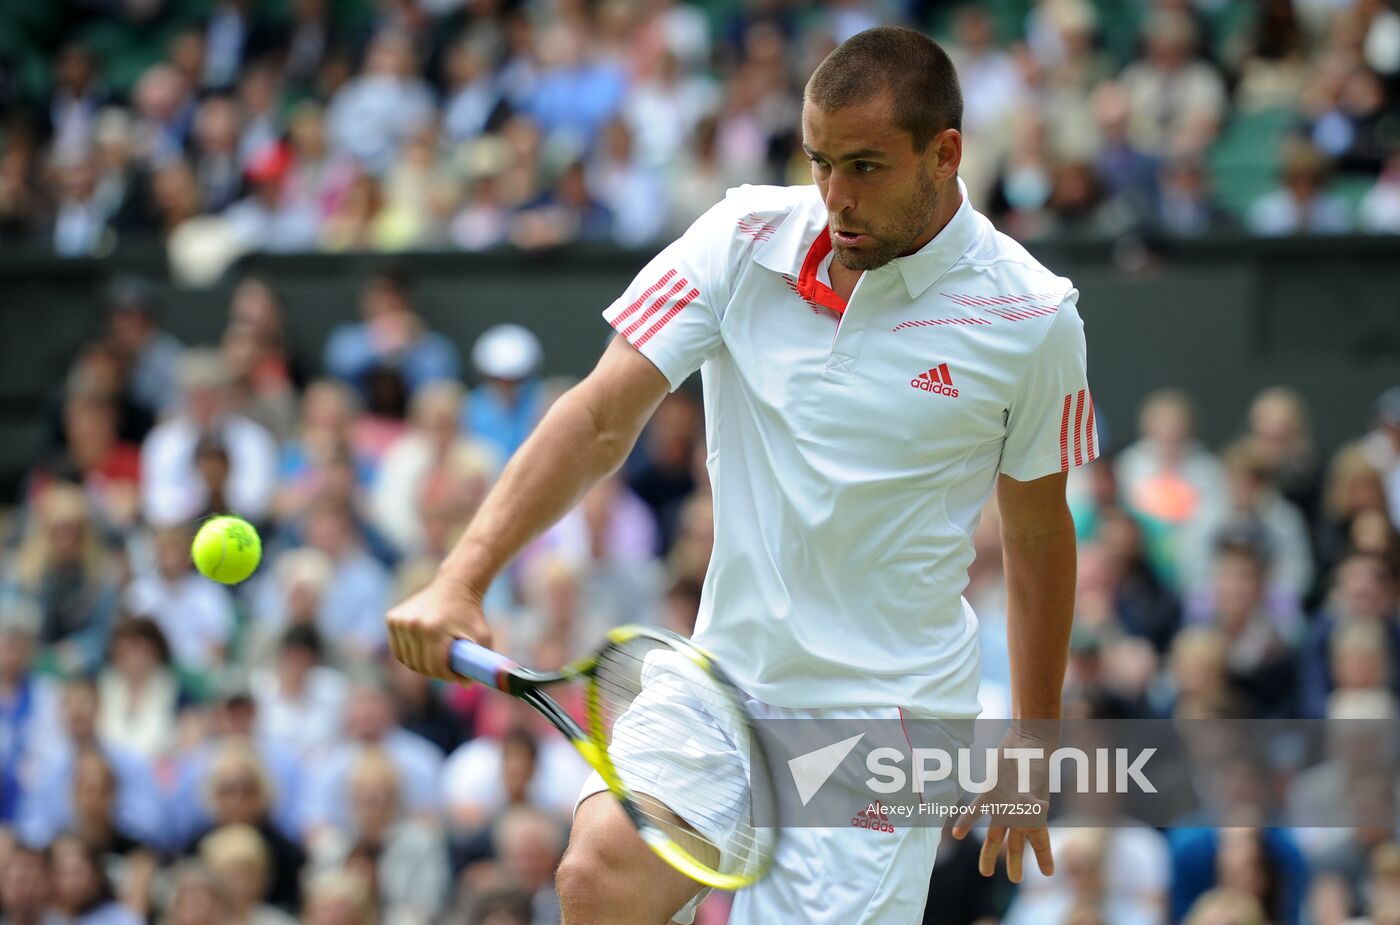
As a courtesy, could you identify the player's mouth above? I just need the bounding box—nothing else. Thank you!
[832,229,870,246]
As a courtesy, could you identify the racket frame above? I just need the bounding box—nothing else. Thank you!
[449,625,772,890]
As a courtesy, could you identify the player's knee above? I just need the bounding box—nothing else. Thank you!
[558,795,693,924]
[551,806,672,918]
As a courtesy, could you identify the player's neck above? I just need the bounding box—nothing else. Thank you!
[901,180,964,258]
[829,259,862,303]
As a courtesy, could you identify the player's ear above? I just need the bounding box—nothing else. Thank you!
[930,128,962,183]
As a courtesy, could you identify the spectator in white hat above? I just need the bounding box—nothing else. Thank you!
[466,324,545,459]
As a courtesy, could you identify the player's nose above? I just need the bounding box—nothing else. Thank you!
[823,173,856,214]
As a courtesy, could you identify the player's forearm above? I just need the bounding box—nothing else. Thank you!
[438,381,646,596]
[1001,515,1077,722]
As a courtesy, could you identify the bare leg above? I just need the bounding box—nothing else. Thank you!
[557,793,708,925]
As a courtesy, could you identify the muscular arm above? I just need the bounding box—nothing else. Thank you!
[441,336,669,592]
[997,470,1077,721]
[388,336,671,678]
[954,472,1077,882]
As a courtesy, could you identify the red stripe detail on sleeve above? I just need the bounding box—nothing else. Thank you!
[613,269,678,326]
[1059,393,1073,472]
[620,277,688,340]
[1086,392,1097,461]
[1073,389,1086,467]
[634,288,701,346]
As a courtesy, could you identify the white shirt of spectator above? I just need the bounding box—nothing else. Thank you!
[97,668,180,761]
[1002,824,1170,925]
[123,570,235,671]
[251,665,349,760]
[140,412,279,526]
[325,75,434,174]
[441,734,591,822]
[602,181,1096,714]
[370,432,500,558]
[249,550,391,660]
[300,731,444,837]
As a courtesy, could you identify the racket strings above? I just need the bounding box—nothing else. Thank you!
[588,638,776,880]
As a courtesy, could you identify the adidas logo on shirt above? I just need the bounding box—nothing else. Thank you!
[851,801,896,833]
[910,363,959,398]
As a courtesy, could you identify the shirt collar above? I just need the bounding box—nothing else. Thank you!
[751,196,848,315]
[753,186,826,278]
[893,177,979,300]
[753,178,980,302]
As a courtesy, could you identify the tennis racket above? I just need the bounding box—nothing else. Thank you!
[449,625,777,890]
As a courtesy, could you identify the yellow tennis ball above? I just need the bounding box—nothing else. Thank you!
[192,515,262,585]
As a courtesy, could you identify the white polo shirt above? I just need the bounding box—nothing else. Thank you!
[602,181,1097,715]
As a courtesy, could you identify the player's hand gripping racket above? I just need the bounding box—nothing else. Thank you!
[450,625,777,889]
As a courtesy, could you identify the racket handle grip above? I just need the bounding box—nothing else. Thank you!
[449,638,515,689]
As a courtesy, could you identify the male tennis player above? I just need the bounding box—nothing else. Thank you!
[389,25,1093,924]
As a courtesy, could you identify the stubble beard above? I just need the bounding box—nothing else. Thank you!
[832,166,941,271]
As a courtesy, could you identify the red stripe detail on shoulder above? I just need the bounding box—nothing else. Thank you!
[614,269,679,326]
[620,277,689,340]
[892,317,993,331]
[634,288,701,346]
[737,214,777,242]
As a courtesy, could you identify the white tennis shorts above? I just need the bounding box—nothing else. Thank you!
[574,650,949,924]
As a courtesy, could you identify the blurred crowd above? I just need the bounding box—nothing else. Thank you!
[0,263,1397,925]
[0,272,704,925]
[0,0,1396,923]
[0,0,1399,264]
[957,379,1400,925]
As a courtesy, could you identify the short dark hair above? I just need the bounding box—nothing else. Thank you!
[805,26,963,150]
[108,615,173,666]
[367,263,413,298]
[194,431,230,462]
[280,623,324,659]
